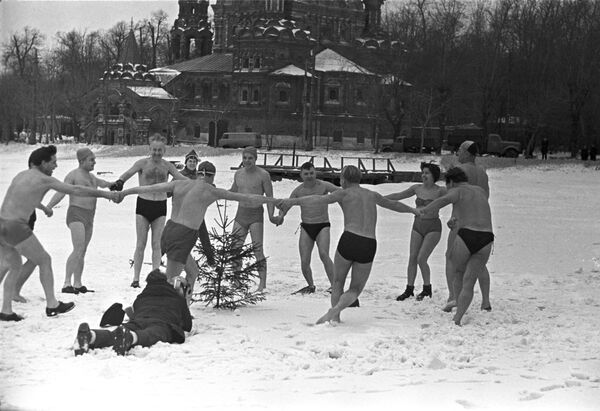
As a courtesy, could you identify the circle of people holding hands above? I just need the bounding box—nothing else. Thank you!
[0,135,493,356]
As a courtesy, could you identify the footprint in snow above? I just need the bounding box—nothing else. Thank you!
[519,391,543,401]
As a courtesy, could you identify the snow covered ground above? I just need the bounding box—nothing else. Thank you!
[1,144,599,411]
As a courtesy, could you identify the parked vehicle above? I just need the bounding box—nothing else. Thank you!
[446,126,522,157]
[218,132,262,149]
[380,135,441,153]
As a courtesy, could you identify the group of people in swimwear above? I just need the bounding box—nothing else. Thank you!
[0,135,493,334]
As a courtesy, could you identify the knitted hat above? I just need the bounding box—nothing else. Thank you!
[185,149,199,162]
[197,161,216,175]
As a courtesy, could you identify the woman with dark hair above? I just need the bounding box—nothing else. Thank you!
[385,162,446,301]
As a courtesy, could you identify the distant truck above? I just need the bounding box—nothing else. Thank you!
[217,132,262,149]
[446,126,522,157]
[380,127,444,153]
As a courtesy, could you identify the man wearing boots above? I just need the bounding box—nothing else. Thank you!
[73,269,192,356]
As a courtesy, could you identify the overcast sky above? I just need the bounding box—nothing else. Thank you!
[0,0,188,49]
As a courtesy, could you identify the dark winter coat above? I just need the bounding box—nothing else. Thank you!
[132,270,192,343]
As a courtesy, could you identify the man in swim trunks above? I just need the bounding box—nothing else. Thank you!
[46,148,116,294]
[0,145,117,321]
[115,162,280,295]
[230,147,279,292]
[278,162,339,294]
[419,167,494,326]
[444,140,492,312]
[111,134,187,288]
[0,153,53,303]
[280,165,418,324]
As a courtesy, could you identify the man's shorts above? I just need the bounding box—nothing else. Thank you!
[136,197,167,224]
[336,231,377,264]
[66,205,95,233]
[160,220,199,265]
[0,218,34,248]
[234,206,264,231]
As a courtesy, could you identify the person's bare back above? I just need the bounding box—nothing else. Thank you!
[338,186,379,238]
[450,185,493,232]
[458,162,489,197]
[169,180,220,229]
[1,170,60,221]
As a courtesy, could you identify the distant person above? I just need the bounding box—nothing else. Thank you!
[46,148,116,294]
[419,168,494,326]
[230,147,279,292]
[278,162,339,294]
[589,144,597,161]
[443,141,492,313]
[0,145,116,321]
[541,137,549,160]
[280,166,418,324]
[581,145,589,161]
[181,149,198,178]
[73,269,192,356]
[386,162,446,301]
[110,134,187,288]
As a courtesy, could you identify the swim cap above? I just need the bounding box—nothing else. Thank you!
[242,146,257,159]
[197,161,216,175]
[76,148,94,163]
[459,140,478,155]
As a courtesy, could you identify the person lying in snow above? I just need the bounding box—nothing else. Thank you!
[73,269,192,356]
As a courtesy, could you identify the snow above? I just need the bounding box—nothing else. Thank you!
[1,144,600,411]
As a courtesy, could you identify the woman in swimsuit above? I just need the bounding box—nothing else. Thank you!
[385,162,446,301]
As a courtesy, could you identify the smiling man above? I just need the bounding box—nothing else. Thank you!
[111,134,187,288]
[278,162,339,294]
[0,145,117,321]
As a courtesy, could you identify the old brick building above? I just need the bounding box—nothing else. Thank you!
[164,0,406,149]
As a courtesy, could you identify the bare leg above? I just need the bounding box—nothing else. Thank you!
[165,258,185,280]
[316,251,351,324]
[315,227,334,286]
[248,222,266,291]
[14,260,36,302]
[15,235,59,309]
[133,215,150,283]
[451,239,492,325]
[64,222,86,288]
[416,231,442,286]
[183,255,200,293]
[298,229,316,287]
[317,255,372,324]
[445,227,458,302]
[150,216,166,270]
[479,266,491,310]
[1,247,21,315]
[406,230,423,286]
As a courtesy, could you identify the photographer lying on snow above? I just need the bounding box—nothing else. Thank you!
[73,269,192,356]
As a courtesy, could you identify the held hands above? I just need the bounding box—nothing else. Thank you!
[107,191,125,204]
[109,179,124,192]
[447,217,458,229]
[269,214,284,226]
[277,199,294,212]
[42,206,53,217]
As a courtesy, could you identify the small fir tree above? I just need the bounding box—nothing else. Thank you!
[192,201,266,309]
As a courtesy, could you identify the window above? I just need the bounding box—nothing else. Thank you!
[356,88,364,103]
[242,58,249,69]
[194,125,201,138]
[356,130,365,144]
[254,56,261,69]
[240,88,249,104]
[252,89,260,103]
[328,87,339,101]
[278,90,288,102]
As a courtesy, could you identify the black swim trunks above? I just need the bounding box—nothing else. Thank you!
[0,218,34,248]
[301,222,331,242]
[136,197,167,224]
[457,228,494,255]
[160,220,199,265]
[336,231,377,264]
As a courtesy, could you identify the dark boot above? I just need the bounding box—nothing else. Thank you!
[74,323,91,356]
[416,284,432,301]
[396,285,414,301]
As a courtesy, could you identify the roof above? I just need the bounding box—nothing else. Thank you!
[148,67,181,86]
[314,48,374,75]
[119,30,141,64]
[127,86,177,100]
[269,64,312,77]
[165,53,233,73]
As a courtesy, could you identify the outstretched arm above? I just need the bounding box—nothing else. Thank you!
[120,181,177,198]
[282,190,346,208]
[262,173,276,220]
[167,161,188,181]
[384,185,416,201]
[46,172,75,209]
[420,190,459,214]
[212,186,279,208]
[47,177,114,200]
[117,160,143,183]
[94,175,114,189]
[376,193,418,215]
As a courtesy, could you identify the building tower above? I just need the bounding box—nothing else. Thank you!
[362,0,384,35]
[171,0,213,62]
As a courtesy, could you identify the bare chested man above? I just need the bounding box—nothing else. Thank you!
[46,148,115,294]
[420,167,494,326]
[111,134,187,288]
[444,140,492,312]
[278,162,339,294]
[230,147,278,292]
[0,145,117,321]
[280,165,418,324]
[116,163,280,293]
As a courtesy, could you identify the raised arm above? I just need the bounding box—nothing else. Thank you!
[420,189,459,214]
[167,161,188,181]
[46,172,75,209]
[117,160,144,183]
[376,193,418,215]
[384,185,416,201]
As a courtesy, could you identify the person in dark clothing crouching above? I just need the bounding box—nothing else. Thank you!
[73,269,192,356]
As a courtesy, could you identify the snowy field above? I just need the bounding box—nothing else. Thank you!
[1,144,600,411]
